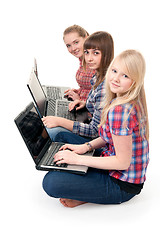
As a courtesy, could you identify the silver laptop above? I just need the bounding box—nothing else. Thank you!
[27,69,75,120]
[14,102,92,174]
[33,58,69,99]
[27,69,90,123]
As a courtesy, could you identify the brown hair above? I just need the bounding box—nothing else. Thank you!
[63,25,89,39]
[83,31,114,89]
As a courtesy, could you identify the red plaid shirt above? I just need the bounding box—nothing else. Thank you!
[98,102,149,184]
[76,59,96,101]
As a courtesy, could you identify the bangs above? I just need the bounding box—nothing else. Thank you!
[117,55,135,80]
[117,50,145,82]
[83,36,100,50]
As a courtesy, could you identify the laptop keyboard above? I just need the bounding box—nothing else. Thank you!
[47,99,56,115]
[43,143,68,168]
[56,101,75,120]
[46,87,62,100]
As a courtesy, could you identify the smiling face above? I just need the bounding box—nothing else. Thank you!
[64,32,86,59]
[84,48,102,70]
[108,58,133,96]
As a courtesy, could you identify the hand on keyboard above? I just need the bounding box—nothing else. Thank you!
[69,99,86,112]
[53,148,81,166]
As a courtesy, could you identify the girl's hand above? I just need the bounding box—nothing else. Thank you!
[59,143,89,155]
[64,89,80,100]
[69,99,86,111]
[54,149,81,165]
[42,116,59,128]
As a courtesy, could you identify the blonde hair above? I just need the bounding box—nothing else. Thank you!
[100,49,149,140]
[63,25,89,39]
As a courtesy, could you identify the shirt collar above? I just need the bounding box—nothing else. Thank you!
[79,58,82,66]
[90,74,97,86]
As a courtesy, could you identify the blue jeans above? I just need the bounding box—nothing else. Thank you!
[42,168,135,204]
[47,127,92,144]
[47,127,71,142]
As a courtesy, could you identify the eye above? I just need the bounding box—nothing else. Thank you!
[94,50,101,55]
[66,44,71,48]
[84,50,89,55]
[112,69,117,73]
[73,40,79,45]
[123,74,129,78]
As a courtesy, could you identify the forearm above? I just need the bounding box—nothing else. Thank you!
[79,135,132,170]
[78,155,130,171]
[57,118,74,131]
[88,137,106,150]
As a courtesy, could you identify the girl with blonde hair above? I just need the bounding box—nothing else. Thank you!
[43,50,149,208]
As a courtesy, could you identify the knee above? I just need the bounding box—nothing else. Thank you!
[46,127,63,142]
[42,172,60,198]
[54,131,67,142]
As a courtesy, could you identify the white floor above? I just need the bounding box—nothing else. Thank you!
[1,1,160,239]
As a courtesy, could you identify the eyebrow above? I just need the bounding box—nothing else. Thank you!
[66,39,79,46]
[73,39,79,42]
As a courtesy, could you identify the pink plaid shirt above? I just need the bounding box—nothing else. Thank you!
[76,59,96,101]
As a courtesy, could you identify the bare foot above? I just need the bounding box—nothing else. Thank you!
[59,198,87,208]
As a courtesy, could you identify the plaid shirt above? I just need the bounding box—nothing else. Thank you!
[73,75,105,138]
[99,102,149,184]
[76,59,96,101]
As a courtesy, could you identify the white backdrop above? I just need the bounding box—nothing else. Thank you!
[1,0,159,239]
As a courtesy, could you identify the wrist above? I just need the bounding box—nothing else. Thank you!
[85,142,93,152]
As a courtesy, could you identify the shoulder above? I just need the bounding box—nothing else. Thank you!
[108,102,138,134]
[109,102,136,116]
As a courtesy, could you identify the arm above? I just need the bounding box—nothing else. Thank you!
[42,99,86,129]
[72,82,105,137]
[78,134,132,170]
[58,137,106,154]
[54,134,132,170]
[42,116,74,131]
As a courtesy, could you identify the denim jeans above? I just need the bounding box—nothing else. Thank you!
[42,168,135,204]
[46,127,71,142]
[44,128,136,204]
[47,127,92,144]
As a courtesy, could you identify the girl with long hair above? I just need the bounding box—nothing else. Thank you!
[42,31,114,143]
[43,50,149,208]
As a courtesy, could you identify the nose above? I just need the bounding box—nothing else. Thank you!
[71,44,77,52]
[113,74,120,82]
[87,52,93,62]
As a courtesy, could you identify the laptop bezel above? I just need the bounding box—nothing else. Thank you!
[14,102,52,165]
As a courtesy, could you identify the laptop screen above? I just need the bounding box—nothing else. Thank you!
[15,103,51,164]
[27,70,46,117]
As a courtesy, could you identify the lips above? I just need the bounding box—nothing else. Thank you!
[73,50,80,55]
[111,82,120,88]
[87,63,95,67]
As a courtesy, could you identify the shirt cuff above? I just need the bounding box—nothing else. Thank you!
[72,121,80,134]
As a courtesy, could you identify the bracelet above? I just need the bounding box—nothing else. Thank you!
[85,142,93,152]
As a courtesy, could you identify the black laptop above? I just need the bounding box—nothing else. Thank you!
[14,102,93,174]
